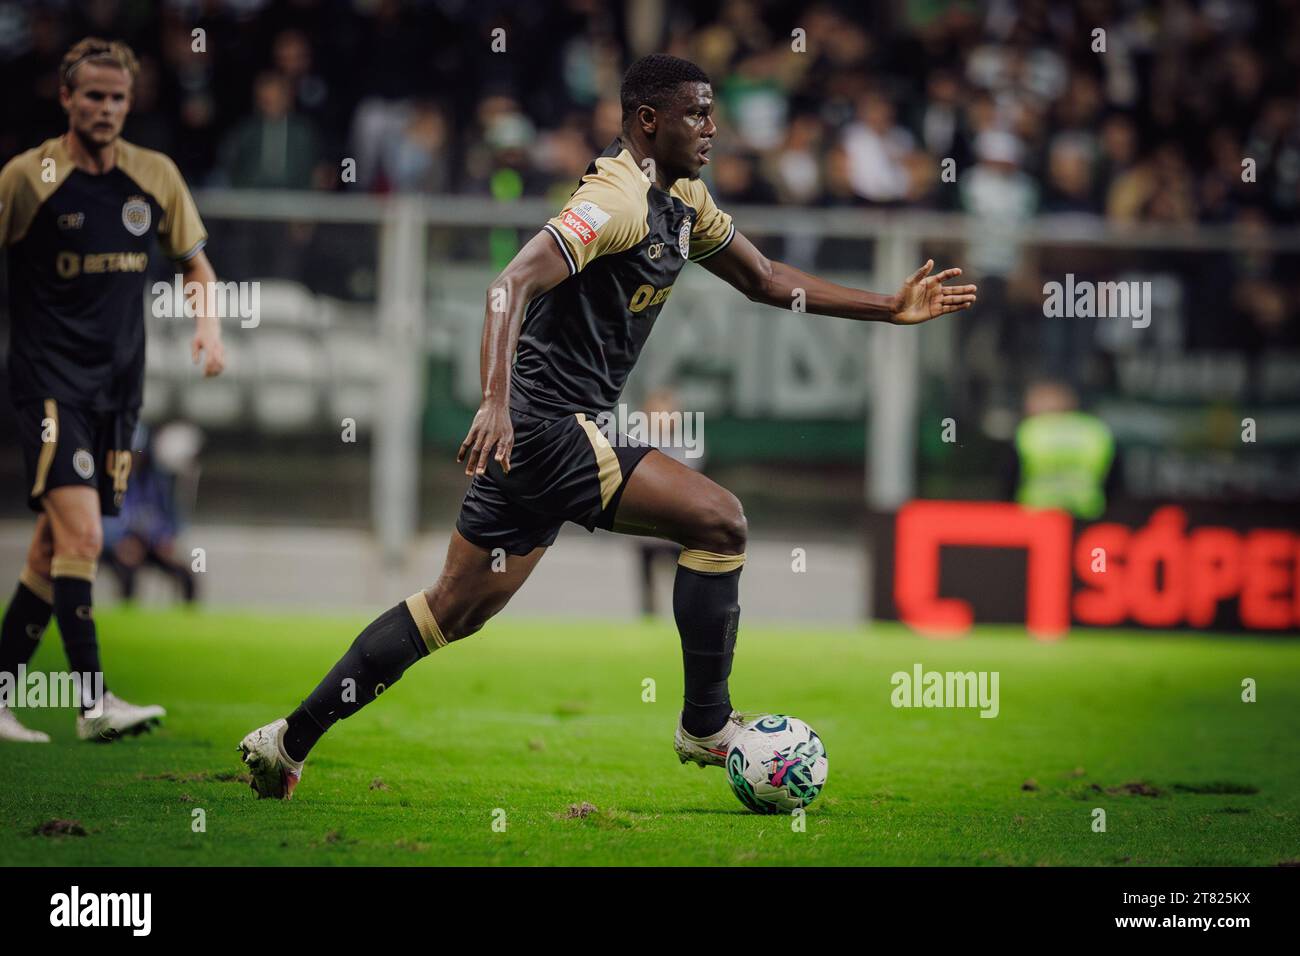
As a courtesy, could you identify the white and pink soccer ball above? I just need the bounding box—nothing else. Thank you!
[725,715,827,814]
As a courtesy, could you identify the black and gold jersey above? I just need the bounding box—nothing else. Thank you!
[0,136,207,412]
[511,138,735,420]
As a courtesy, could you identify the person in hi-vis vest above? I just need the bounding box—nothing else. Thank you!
[1006,380,1118,520]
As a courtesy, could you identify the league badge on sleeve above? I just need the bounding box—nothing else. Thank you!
[558,200,611,246]
[678,218,691,258]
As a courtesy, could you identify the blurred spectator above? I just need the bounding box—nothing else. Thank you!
[1096,113,1139,197]
[1003,380,1119,520]
[1042,132,1099,215]
[218,71,326,189]
[1244,96,1300,221]
[121,56,174,157]
[1108,142,1197,224]
[713,152,778,205]
[0,0,1294,226]
[271,29,340,154]
[842,91,915,204]
[959,130,1039,417]
[380,100,452,194]
[103,423,205,606]
[961,130,1038,274]
[769,113,825,205]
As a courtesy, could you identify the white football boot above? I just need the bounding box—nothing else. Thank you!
[0,706,50,743]
[674,709,754,768]
[238,718,304,800]
[76,692,166,742]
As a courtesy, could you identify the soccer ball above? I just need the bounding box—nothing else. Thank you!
[725,715,827,814]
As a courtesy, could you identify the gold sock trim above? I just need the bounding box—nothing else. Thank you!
[19,565,54,604]
[678,549,746,574]
[50,556,97,582]
[405,593,447,651]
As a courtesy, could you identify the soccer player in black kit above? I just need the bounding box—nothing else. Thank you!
[0,39,225,743]
[239,55,976,798]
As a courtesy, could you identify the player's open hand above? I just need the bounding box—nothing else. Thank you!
[458,399,514,477]
[890,259,977,326]
[191,317,225,376]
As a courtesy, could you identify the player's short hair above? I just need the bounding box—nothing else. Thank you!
[620,54,710,126]
[60,37,140,91]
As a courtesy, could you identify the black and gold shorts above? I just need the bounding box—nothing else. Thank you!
[456,409,654,556]
[15,399,137,516]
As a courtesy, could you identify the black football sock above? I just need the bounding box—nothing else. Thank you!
[283,595,445,762]
[50,557,105,714]
[673,550,745,738]
[0,568,54,682]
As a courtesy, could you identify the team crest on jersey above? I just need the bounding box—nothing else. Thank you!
[678,219,691,258]
[121,196,151,237]
[72,449,95,479]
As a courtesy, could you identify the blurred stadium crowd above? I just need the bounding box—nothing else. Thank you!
[2,0,1298,230]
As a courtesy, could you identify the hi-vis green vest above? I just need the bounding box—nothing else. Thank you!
[1014,411,1114,519]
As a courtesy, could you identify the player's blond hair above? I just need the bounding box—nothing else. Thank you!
[60,37,140,90]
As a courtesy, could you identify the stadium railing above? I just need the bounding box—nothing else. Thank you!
[77,192,1300,560]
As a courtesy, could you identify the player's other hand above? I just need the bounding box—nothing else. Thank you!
[890,259,977,326]
[458,399,514,477]
[192,317,225,376]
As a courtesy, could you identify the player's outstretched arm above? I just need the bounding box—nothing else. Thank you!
[182,250,225,377]
[458,231,571,477]
[700,229,977,325]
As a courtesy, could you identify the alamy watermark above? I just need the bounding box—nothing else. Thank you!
[151,275,261,328]
[1,665,104,716]
[890,664,1000,718]
[50,885,151,936]
[1043,273,1150,328]
[594,403,703,458]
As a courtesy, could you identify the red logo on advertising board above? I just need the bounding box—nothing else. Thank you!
[891,501,1299,637]
[1073,506,1298,630]
[895,501,1072,639]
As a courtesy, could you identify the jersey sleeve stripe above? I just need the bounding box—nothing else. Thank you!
[689,221,735,262]
[542,223,578,275]
[173,238,208,262]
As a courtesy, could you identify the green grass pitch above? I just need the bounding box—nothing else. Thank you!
[2,606,1298,866]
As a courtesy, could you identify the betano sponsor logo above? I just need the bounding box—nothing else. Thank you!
[628,283,673,312]
[55,250,149,278]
